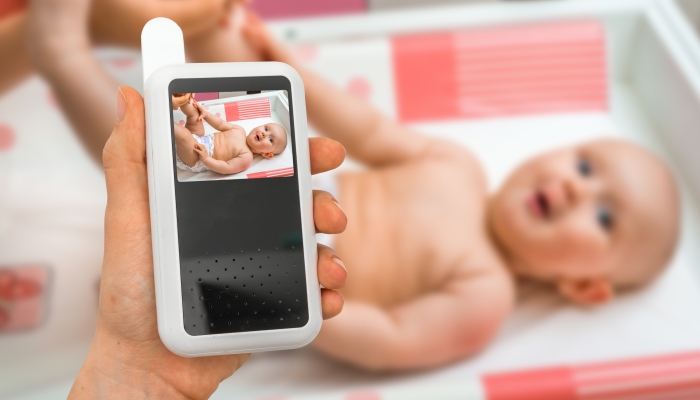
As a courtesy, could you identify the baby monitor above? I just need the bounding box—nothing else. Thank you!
[141,18,320,356]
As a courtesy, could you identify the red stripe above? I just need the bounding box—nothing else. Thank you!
[575,353,700,384]
[580,374,700,400]
[392,32,459,122]
[247,167,294,179]
[483,367,577,400]
[392,21,608,122]
[482,352,700,400]
[224,102,240,121]
[574,352,700,399]
[224,99,271,122]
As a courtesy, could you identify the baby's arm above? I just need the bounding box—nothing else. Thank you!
[313,271,513,371]
[242,13,432,167]
[193,102,239,132]
[194,144,253,175]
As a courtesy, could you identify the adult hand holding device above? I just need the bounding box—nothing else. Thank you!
[67,86,347,399]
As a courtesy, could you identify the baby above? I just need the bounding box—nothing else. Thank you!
[242,14,681,371]
[172,93,287,175]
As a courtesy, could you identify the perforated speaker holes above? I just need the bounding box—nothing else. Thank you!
[181,246,309,335]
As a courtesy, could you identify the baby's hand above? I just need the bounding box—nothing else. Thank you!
[193,101,208,121]
[193,143,209,161]
[172,93,192,110]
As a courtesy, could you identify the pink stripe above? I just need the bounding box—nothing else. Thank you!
[482,352,700,400]
[573,352,700,399]
[579,374,700,399]
[247,167,294,179]
[392,21,608,122]
[587,387,700,400]
[224,99,271,122]
[250,0,365,20]
[194,92,219,101]
[575,353,700,384]
[484,367,577,400]
[224,102,239,121]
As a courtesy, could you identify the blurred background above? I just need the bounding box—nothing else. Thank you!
[2,0,700,399]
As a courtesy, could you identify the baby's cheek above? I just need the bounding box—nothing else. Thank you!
[555,219,607,262]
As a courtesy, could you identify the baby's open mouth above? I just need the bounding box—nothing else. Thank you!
[528,190,551,219]
[255,133,261,141]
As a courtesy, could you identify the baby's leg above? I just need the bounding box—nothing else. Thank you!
[181,102,206,136]
[174,123,200,167]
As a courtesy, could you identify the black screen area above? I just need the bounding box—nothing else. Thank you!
[169,77,309,336]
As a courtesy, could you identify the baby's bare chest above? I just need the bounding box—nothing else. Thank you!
[213,128,248,160]
[336,156,498,306]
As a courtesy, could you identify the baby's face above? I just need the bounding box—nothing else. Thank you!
[247,123,287,158]
[489,139,679,292]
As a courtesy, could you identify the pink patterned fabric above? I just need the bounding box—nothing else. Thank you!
[224,98,271,121]
[392,21,608,122]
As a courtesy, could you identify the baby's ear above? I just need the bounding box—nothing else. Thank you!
[262,152,274,159]
[557,278,614,306]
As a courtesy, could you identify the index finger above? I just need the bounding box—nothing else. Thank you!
[309,137,345,175]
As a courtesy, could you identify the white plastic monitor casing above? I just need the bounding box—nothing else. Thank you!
[143,61,321,357]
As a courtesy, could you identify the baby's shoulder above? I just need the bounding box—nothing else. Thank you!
[456,255,516,314]
[423,140,486,184]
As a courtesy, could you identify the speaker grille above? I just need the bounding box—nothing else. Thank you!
[181,246,309,335]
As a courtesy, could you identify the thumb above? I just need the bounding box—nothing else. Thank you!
[103,86,151,240]
[101,87,155,312]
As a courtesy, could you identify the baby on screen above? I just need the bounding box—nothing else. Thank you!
[172,93,287,175]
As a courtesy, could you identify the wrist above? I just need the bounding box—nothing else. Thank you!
[69,331,188,400]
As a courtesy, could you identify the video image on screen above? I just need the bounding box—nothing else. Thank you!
[171,90,293,182]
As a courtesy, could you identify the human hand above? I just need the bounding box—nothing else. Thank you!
[193,143,209,161]
[172,93,192,110]
[67,86,347,399]
[193,100,208,121]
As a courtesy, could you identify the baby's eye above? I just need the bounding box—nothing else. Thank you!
[597,206,614,231]
[577,158,592,177]
[265,126,269,131]
[269,137,273,143]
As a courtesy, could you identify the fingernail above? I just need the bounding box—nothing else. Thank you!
[332,199,343,213]
[331,256,346,272]
[116,88,126,122]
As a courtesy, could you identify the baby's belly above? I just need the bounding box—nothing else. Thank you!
[212,130,243,161]
[333,165,485,307]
